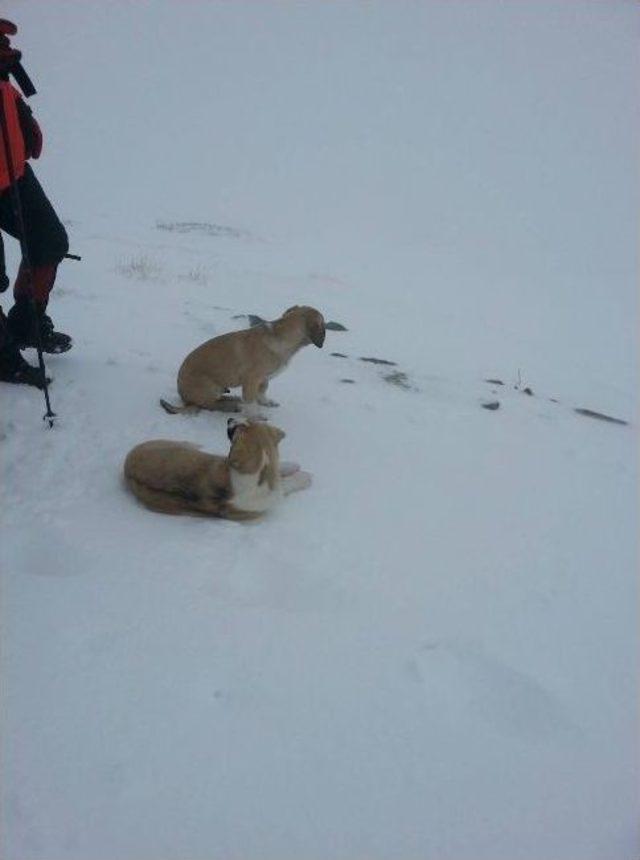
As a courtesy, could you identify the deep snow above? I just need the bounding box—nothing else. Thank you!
[1,3,638,860]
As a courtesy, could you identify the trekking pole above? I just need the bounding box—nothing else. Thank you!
[0,90,55,427]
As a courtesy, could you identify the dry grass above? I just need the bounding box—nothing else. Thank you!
[116,255,163,281]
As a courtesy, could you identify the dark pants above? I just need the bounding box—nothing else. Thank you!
[0,164,68,305]
[0,306,8,349]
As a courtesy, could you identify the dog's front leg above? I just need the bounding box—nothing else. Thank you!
[241,378,268,421]
[279,461,301,477]
[257,380,279,408]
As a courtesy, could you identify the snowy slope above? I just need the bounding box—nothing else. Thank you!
[1,3,638,860]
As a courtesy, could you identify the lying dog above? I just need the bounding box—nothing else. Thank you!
[123,418,311,521]
[160,305,325,418]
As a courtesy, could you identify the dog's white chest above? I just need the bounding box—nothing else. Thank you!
[230,455,281,513]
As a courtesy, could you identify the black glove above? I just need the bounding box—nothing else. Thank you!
[0,20,20,77]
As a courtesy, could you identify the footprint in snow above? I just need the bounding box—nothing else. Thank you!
[7,525,87,577]
[382,370,417,391]
[408,640,578,744]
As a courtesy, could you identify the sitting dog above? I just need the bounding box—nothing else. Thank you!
[123,418,312,521]
[160,305,325,418]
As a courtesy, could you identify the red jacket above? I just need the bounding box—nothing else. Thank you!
[0,80,26,190]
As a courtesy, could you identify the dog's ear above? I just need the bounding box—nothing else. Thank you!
[267,426,286,445]
[228,431,262,473]
[307,312,326,348]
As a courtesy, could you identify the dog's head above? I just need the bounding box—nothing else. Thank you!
[282,305,326,348]
[227,418,285,482]
[227,417,249,444]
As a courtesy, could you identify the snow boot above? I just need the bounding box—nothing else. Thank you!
[0,336,50,389]
[6,297,72,354]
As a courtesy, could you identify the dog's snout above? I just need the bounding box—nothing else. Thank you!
[309,317,326,348]
[227,417,247,441]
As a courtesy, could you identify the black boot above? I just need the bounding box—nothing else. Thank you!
[0,336,51,389]
[7,298,72,354]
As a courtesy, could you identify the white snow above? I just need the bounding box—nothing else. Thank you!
[1,3,638,859]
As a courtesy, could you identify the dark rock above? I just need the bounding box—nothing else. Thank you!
[481,401,500,411]
[326,321,348,331]
[484,378,504,385]
[340,378,356,384]
[523,387,534,396]
[574,408,628,426]
[359,356,397,366]
[331,352,348,359]
[230,313,266,326]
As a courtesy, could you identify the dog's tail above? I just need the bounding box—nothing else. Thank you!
[160,398,197,415]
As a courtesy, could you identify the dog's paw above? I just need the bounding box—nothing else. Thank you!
[279,461,301,477]
[282,470,312,495]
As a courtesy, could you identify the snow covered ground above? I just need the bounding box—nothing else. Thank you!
[1,3,638,859]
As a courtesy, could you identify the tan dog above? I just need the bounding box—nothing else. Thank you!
[160,305,325,418]
[123,418,312,521]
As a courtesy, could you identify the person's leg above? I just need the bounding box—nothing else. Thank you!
[3,165,71,352]
[0,305,48,388]
[11,164,68,297]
